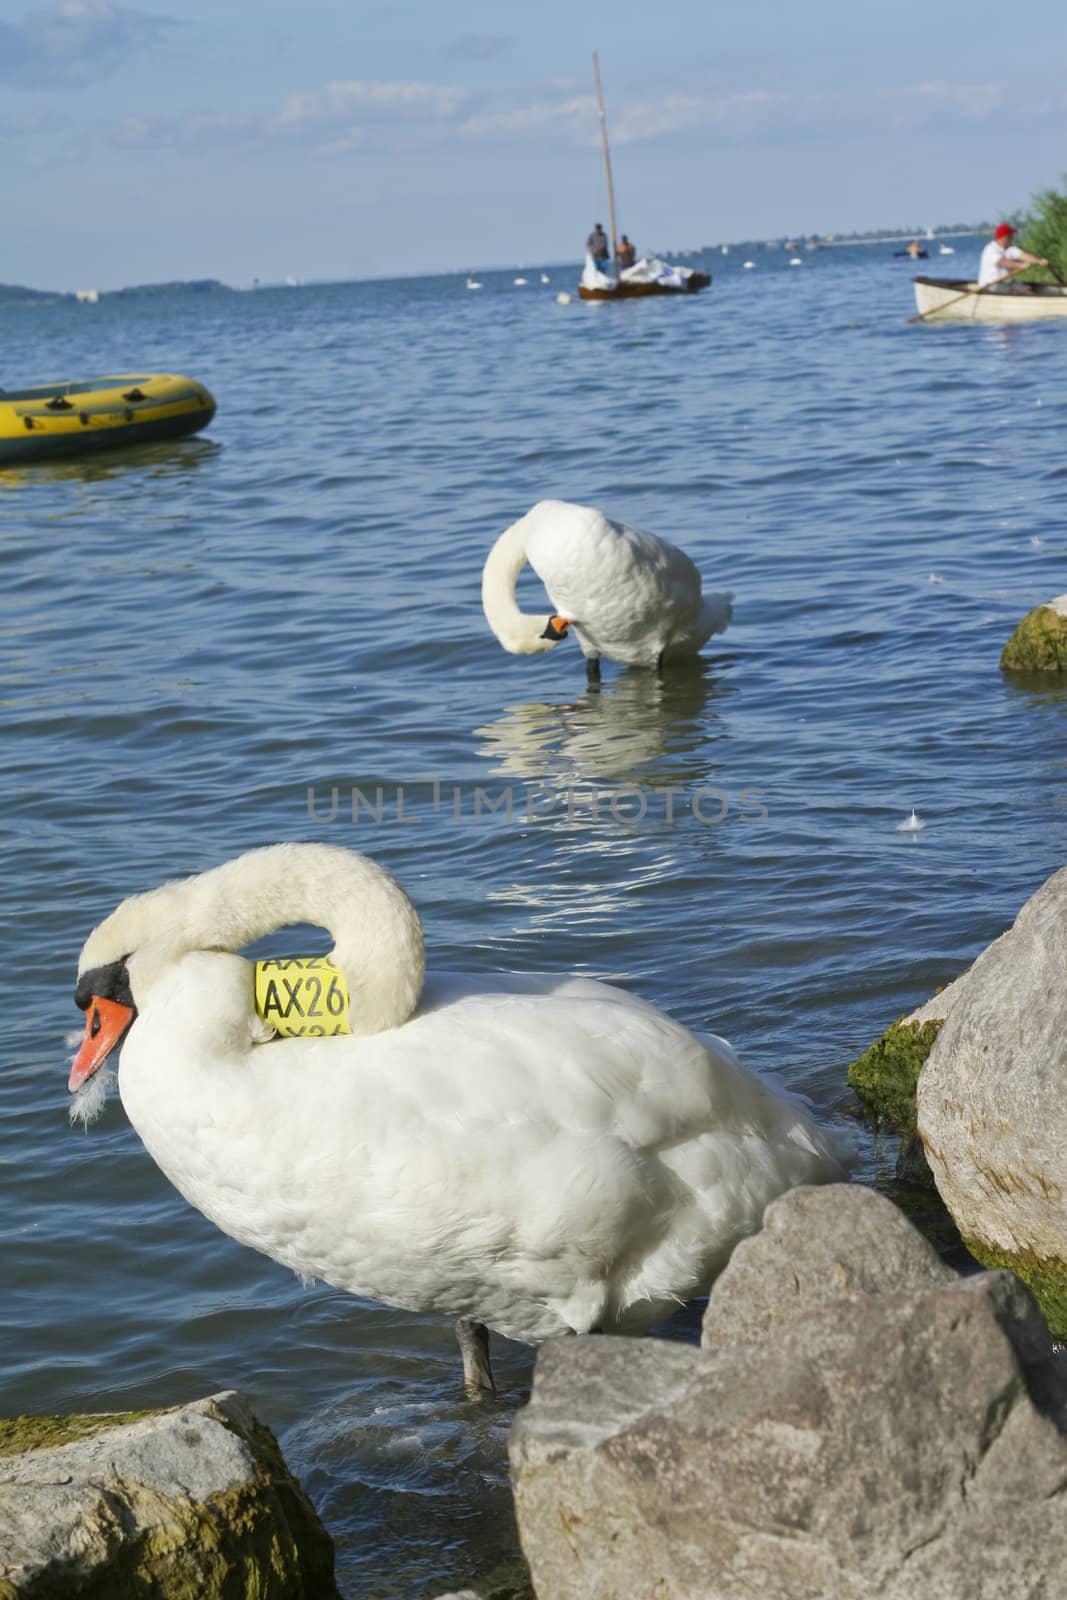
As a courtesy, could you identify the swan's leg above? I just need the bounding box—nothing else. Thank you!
[586,656,601,683]
[456,1317,495,1398]
[655,650,665,673]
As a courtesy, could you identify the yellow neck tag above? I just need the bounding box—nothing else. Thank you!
[254,957,351,1037]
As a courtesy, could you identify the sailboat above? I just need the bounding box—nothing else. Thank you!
[577,54,711,302]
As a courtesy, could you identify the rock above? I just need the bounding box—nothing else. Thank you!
[917,864,1067,1336]
[701,1183,954,1349]
[0,1390,338,1598]
[511,1255,1067,1599]
[1000,594,1067,672]
[847,1016,944,1146]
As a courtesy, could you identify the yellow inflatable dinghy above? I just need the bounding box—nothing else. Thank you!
[0,373,216,463]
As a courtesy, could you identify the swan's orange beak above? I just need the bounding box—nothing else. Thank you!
[69,996,134,1092]
[542,615,571,641]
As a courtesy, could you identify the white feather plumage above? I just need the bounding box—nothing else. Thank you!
[481,499,732,668]
[69,1065,115,1128]
[71,844,847,1344]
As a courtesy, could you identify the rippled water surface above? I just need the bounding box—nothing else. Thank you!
[3,244,1067,1597]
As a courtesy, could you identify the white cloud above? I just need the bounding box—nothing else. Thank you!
[459,97,598,141]
[108,111,257,150]
[86,71,1050,165]
[276,80,469,134]
[101,78,473,155]
[878,80,1010,128]
[0,0,178,90]
[458,78,1030,149]
[613,91,783,144]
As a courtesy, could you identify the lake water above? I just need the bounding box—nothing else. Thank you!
[3,240,1066,1598]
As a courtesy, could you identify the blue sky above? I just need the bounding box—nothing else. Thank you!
[3,0,1065,290]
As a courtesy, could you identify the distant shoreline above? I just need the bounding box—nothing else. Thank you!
[0,278,232,307]
[0,230,990,304]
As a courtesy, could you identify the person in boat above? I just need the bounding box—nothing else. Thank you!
[905,239,922,259]
[977,224,1049,292]
[616,234,637,270]
[586,223,610,268]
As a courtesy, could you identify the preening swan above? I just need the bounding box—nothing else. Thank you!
[68,843,846,1394]
[481,499,732,681]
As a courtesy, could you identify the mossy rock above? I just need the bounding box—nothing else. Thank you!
[0,1392,339,1600]
[0,1406,166,1458]
[847,1018,944,1141]
[1000,599,1067,673]
[964,1238,1067,1341]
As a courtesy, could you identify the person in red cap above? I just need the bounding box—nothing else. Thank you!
[977,223,1048,290]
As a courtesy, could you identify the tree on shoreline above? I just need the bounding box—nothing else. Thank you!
[1018,174,1067,281]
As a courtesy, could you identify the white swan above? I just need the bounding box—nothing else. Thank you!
[481,499,733,682]
[466,275,482,290]
[68,843,847,1394]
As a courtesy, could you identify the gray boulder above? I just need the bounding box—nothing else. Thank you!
[511,1190,1067,1600]
[917,864,1067,1336]
[701,1182,954,1348]
[0,1390,338,1598]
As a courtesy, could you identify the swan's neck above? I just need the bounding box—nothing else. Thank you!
[79,844,425,1036]
[481,520,556,654]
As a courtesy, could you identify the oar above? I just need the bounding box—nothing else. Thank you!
[906,262,1032,324]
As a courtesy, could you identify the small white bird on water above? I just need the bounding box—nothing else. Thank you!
[466,275,482,290]
[481,499,733,681]
[66,844,847,1396]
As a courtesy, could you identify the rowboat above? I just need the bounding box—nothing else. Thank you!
[578,264,711,302]
[0,373,215,463]
[913,276,1067,323]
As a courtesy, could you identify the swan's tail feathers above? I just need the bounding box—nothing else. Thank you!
[819,1117,864,1176]
[700,590,733,641]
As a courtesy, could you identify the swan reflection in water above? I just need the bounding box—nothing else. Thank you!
[475,660,734,787]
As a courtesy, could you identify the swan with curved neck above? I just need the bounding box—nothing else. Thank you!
[481,499,732,681]
[69,843,846,1394]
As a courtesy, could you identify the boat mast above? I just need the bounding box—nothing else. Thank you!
[593,52,620,274]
